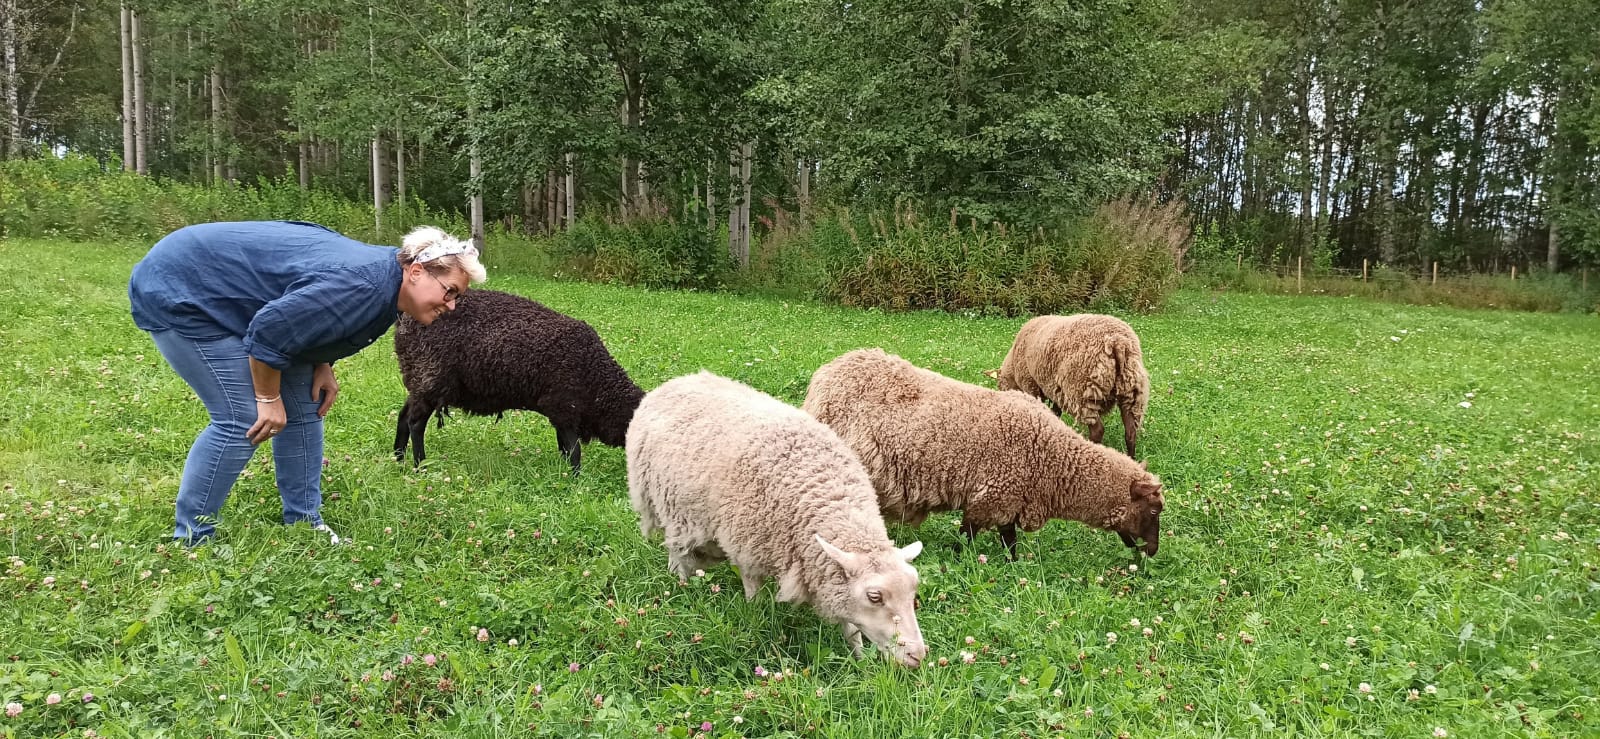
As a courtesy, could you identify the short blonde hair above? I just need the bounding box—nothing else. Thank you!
[398,226,487,284]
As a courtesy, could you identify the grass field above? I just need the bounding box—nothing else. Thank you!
[2,237,1597,738]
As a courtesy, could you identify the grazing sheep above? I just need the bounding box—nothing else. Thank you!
[804,349,1163,560]
[993,313,1150,459]
[627,371,928,667]
[393,289,644,475]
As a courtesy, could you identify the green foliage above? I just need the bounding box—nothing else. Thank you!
[0,153,467,244]
[768,0,1211,222]
[548,212,730,290]
[796,198,1188,316]
[3,238,1598,736]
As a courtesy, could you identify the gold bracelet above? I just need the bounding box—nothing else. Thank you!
[254,394,281,403]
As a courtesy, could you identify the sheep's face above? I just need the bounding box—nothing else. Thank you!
[816,536,928,668]
[1127,475,1164,556]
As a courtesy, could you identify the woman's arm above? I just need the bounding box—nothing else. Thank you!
[246,357,286,445]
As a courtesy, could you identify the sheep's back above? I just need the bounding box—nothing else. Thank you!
[395,289,608,407]
[633,372,884,577]
[1005,314,1138,416]
[806,349,1053,521]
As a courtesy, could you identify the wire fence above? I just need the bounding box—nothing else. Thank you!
[1243,256,1593,290]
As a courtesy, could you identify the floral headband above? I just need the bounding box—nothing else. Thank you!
[414,240,475,264]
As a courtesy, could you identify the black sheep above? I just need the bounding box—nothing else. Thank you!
[393,289,645,475]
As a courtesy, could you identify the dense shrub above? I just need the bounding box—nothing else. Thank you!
[0,151,466,244]
[548,212,728,290]
[790,197,1189,316]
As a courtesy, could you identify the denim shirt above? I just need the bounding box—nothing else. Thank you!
[130,221,403,369]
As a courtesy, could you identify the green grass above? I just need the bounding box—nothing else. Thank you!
[2,238,1598,738]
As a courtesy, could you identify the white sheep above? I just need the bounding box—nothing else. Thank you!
[805,349,1164,560]
[993,313,1150,458]
[626,371,928,667]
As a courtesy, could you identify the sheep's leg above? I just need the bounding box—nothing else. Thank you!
[409,403,432,467]
[667,538,716,581]
[1084,417,1106,445]
[1121,408,1139,459]
[999,523,1020,561]
[842,623,864,659]
[955,514,983,553]
[666,545,698,582]
[555,426,583,477]
[740,569,764,600]
[393,398,414,462]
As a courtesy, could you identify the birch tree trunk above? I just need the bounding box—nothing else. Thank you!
[2,0,17,158]
[564,152,575,230]
[705,160,716,232]
[545,168,557,232]
[728,142,753,268]
[469,149,484,252]
[131,9,146,174]
[371,133,386,234]
[466,0,483,253]
[798,158,811,210]
[394,127,406,205]
[210,66,224,184]
[521,180,535,234]
[1295,69,1314,256]
[740,142,753,265]
[728,151,740,264]
[121,5,134,169]
[1547,214,1561,274]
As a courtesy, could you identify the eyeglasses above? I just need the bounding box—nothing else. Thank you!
[427,270,463,303]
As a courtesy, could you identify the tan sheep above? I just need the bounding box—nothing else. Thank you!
[805,349,1163,560]
[627,371,929,667]
[992,313,1150,459]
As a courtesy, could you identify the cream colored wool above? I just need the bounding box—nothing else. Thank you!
[805,349,1163,559]
[626,371,928,667]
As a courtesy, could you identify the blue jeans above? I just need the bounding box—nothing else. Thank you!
[149,330,325,543]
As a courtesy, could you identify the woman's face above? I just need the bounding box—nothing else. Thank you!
[400,263,469,325]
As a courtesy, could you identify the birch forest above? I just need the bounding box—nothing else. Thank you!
[2,0,1596,272]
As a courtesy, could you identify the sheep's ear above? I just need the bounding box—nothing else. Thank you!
[896,541,923,562]
[1131,479,1161,501]
[981,369,1000,380]
[815,535,860,571]
[1139,459,1149,470]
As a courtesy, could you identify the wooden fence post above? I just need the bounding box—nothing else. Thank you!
[1511,265,1517,281]
[1297,256,1303,293]
[1237,254,1242,271]
[1432,261,1438,285]
[1362,258,1368,282]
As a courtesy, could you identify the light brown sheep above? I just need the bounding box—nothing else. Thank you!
[804,349,1163,560]
[993,313,1150,459]
[627,371,928,667]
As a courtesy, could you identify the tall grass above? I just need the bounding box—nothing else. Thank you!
[0,153,462,244]
[768,197,1190,316]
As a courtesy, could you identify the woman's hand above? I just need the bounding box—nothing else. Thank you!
[312,363,339,418]
[247,398,287,445]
